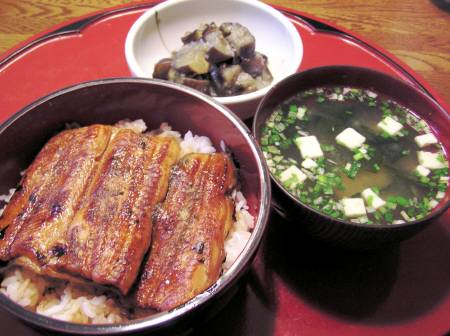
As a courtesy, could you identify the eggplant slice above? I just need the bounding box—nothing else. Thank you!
[153,22,273,97]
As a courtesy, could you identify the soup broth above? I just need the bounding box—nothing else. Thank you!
[261,86,448,224]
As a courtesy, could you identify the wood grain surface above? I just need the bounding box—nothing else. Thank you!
[0,0,449,105]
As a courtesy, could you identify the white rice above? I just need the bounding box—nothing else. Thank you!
[0,269,122,324]
[223,190,254,270]
[115,119,148,133]
[35,286,122,324]
[0,188,15,217]
[0,188,15,203]
[0,121,254,324]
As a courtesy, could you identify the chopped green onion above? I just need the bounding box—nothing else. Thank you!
[399,129,409,137]
[280,140,291,150]
[380,131,391,139]
[345,161,362,179]
[321,144,336,152]
[316,96,326,103]
[384,211,394,222]
[420,176,430,184]
[273,155,283,163]
[267,146,280,154]
[353,152,365,161]
[382,108,392,118]
[275,123,285,132]
[270,134,280,143]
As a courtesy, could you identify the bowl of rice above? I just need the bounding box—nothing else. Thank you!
[0,78,271,334]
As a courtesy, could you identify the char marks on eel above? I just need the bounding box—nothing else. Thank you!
[136,153,237,311]
[0,125,180,295]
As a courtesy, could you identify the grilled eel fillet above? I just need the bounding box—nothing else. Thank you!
[136,153,237,311]
[0,125,180,295]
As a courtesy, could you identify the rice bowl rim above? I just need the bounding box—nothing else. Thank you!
[0,77,271,335]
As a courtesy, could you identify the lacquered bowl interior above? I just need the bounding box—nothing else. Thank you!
[0,78,270,334]
[253,66,449,248]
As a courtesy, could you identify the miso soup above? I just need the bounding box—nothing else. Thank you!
[261,86,448,224]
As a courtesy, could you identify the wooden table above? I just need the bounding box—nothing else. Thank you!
[0,0,449,105]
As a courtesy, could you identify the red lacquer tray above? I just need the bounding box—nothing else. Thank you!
[0,2,449,335]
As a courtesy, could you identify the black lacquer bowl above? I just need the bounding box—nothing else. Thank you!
[0,78,271,334]
[253,66,449,249]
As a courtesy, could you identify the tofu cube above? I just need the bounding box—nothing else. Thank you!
[341,198,367,218]
[361,188,386,210]
[335,127,366,150]
[295,136,323,159]
[414,133,438,148]
[301,158,318,169]
[377,116,403,136]
[415,165,431,177]
[417,151,447,169]
[279,165,307,187]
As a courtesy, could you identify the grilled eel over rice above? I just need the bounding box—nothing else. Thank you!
[136,153,237,311]
[0,125,180,295]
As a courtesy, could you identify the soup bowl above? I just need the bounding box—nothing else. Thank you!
[125,0,303,119]
[0,78,271,334]
[253,66,449,249]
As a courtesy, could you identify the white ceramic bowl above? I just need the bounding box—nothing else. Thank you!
[125,0,303,119]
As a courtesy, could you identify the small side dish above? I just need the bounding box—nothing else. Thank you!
[261,86,449,225]
[153,22,273,97]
